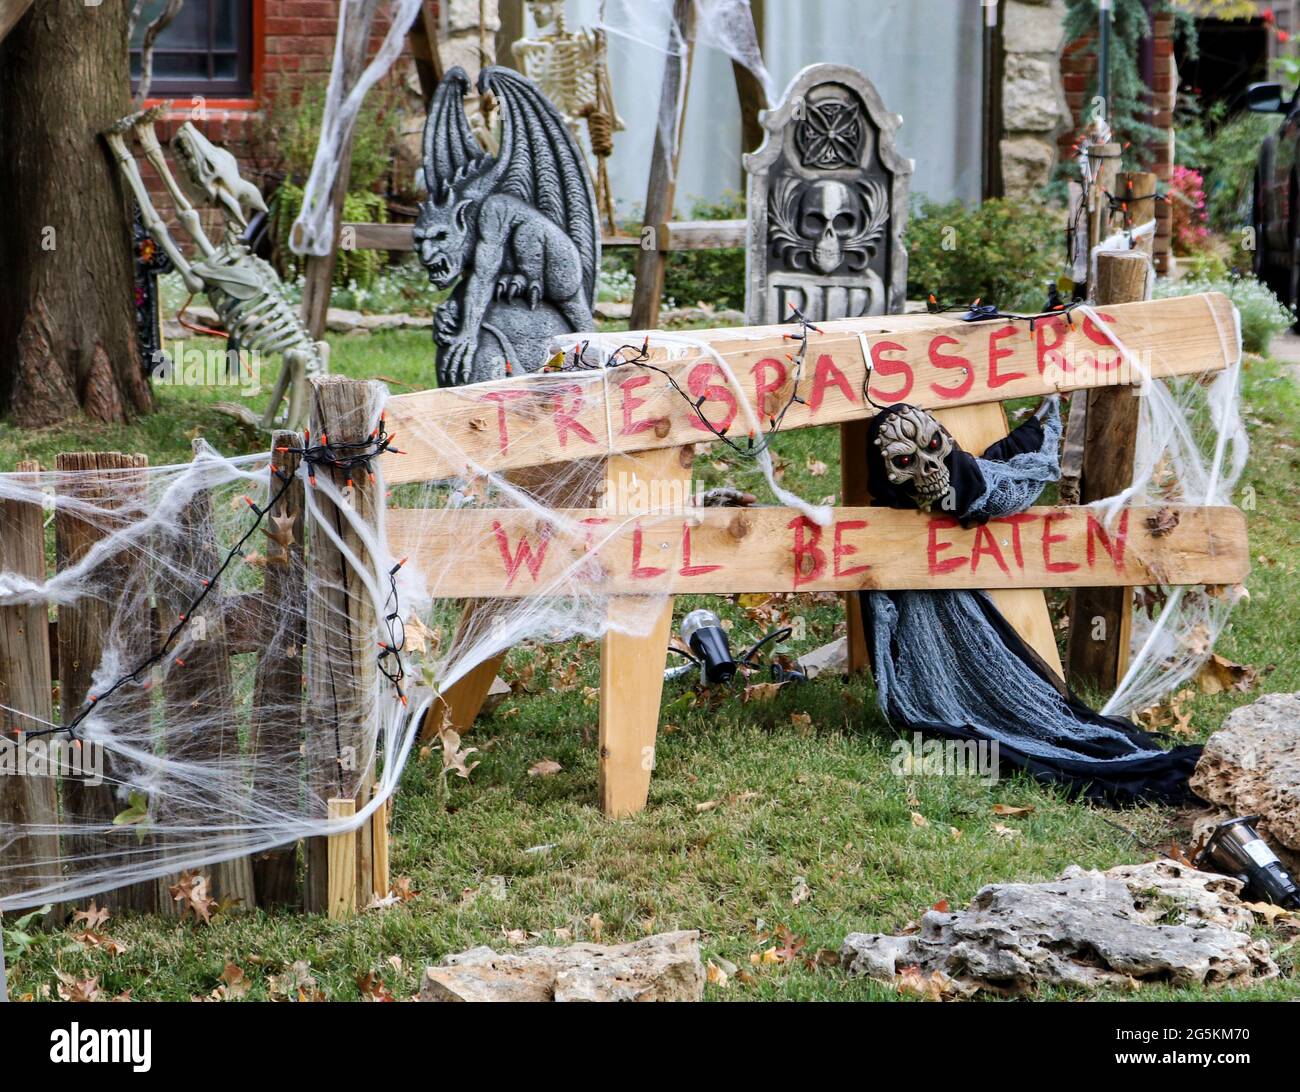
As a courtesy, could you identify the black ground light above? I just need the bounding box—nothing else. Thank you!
[1198,816,1300,909]
[679,608,738,686]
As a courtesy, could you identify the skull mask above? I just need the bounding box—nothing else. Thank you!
[874,405,954,511]
[798,180,862,275]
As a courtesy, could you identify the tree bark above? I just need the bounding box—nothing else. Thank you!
[0,0,151,426]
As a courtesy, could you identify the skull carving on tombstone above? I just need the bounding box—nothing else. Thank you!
[798,179,862,275]
[874,405,954,511]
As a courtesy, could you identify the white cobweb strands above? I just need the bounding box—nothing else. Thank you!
[289,0,423,257]
[598,0,772,182]
[0,299,1249,906]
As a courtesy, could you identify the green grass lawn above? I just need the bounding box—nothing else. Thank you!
[4,331,1299,1002]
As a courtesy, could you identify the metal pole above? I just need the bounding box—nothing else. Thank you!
[1098,0,1111,116]
[981,0,1000,199]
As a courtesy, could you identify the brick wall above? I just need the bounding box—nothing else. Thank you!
[1057,11,1175,272]
[138,0,421,236]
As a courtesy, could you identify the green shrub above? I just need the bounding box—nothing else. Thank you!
[1176,99,1275,234]
[273,181,388,289]
[601,191,747,312]
[1154,272,1294,354]
[905,197,1065,313]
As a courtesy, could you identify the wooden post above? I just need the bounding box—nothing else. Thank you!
[598,446,692,817]
[629,0,697,330]
[1066,247,1151,691]
[0,461,61,907]
[55,452,157,913]
[326,797,357,920]
[1085,142,1122,268]
[304,377,384,914]
[299,0,380,341]
[371,787,390,901]
[408,0,445,106]
[248,430,306,906]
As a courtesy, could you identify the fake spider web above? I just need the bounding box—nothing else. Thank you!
[0,297,1246,910]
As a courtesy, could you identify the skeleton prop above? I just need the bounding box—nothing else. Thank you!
[103,108,328,430]
[860,396,1201,805]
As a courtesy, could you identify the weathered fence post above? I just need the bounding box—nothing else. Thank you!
[0,461,61,907]
[305,377,385,915]
[55,452,157,913]
[154,439,256,912]
[248,430,306,906]
[1066,245,1151,691]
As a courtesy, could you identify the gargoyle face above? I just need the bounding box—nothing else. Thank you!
[414,191,472,288]
[875,405,953,512]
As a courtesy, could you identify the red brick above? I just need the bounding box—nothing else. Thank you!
[1063,73,1088,93]
[1154,39,1173,57]
[265,16,305,35]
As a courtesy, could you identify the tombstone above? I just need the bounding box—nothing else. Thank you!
[744,64,913,325]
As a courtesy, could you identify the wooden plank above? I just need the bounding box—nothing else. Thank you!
[659,219,746,250]
[381,292,1237,484]
[371,789,390,902]
[0,460,61,908]
[340,221,740,252]
[55,453,157,913]
[1066,247,1153,691]
[154,440,255,913]
[248,431,306,907]
[598,447,691,817]
[629,0,698,329]
[388,503,1247,598]
[326,797,357,919]
[304,378,385,913]
[930,403,1063,676]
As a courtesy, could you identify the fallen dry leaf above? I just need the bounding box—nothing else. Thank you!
[910,811,929,828]
[991,804,1035,818]
[706,960,729,988]
[1196,653,1259,696]
[528,758,563,777]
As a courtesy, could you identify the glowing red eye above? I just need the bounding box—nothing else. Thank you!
[893,455,913,469]
[928,435,942,450]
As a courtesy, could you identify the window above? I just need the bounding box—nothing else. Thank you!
[130,0,254,98]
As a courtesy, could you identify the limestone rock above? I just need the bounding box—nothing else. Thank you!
[1003,0,1066,55]
[1191,692,1300,856]
[420,930,704,1002]
[1002,55,1067,132]
[1000,136,1056,194]
[798,636,848,679]
[842,861,1275,995]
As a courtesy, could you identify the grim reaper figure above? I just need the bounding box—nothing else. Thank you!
[415,66,599,386]
[859,396,1201,805]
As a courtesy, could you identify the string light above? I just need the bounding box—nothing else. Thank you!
[29,421,406,741]
[559,305,822,459]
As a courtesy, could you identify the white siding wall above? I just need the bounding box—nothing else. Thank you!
[562,0,983,216]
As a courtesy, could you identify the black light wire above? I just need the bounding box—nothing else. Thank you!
[26,421,407,742]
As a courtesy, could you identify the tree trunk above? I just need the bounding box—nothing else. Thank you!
[0,0,151,426]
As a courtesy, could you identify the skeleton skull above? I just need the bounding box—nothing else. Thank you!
[798,180,862,275]
[874,405,954,511]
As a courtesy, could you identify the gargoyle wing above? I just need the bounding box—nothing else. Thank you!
[478,66,599,303]
[422,66,488,200]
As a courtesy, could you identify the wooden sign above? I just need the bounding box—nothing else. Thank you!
[387,503,1247,599]
[381,292,1236,485]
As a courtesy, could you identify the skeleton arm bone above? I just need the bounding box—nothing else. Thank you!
[132,111,215,258]
[103,128,205,293]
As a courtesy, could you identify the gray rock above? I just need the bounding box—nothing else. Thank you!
[1000,136,1057,194]
[1002,55,1067,132]
[1192,692,1300,856]
[419,930,704,1002]
[1002,0,1066,55]
[841,861,1275,994]
[798,636,848,679]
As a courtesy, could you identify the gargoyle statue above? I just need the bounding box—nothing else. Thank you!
[415,66,599,386]
[104,107,327,429]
